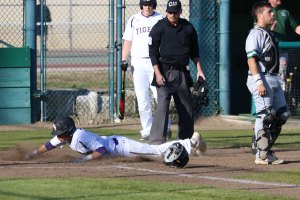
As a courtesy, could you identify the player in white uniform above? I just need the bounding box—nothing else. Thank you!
[121,0,171,140]
[245,2,290,165]
[25,117,206,163]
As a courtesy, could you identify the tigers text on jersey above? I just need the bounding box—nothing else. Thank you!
[122,11,163,58]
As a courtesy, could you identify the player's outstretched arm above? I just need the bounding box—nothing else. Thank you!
[24,136,62,160]
[24,144,49,160]
[71,151,103,163]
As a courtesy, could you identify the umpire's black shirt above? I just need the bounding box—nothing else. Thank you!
[148,17,200,67]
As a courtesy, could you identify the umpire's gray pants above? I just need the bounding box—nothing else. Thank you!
[149,68,194,145]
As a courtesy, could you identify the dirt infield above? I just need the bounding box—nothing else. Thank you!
[1,116,300,199]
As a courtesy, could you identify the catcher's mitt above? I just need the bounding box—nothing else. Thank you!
[192,76,209,107]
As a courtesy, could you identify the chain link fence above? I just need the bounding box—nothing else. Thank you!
[39,0,111,124]
[1,0,220,125]
[280,48,300,117]
[189,0,220,116]
[0,0,24,48]
[42,0,220,125]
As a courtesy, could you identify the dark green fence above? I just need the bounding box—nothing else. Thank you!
[0,47,32,124]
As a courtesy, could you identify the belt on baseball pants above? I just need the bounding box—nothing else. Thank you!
[262,72,278,76]
[113,138,119,145]
[248,72,277,76]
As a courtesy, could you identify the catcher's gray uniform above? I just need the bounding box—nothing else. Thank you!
[245,26,290,159]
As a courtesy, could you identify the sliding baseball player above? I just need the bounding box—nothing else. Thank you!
[25,117,207,165]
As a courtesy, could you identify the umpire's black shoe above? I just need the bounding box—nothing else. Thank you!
[166,129,172,140]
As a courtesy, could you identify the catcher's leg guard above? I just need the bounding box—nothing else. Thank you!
[269,121,282,148]
[256,129,271,159]
[269,106,290,147]
[262,108,276,126]
[255,108,275,159]
[275,106,290,126]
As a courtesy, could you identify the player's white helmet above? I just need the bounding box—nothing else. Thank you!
[140,0,157,9]
[164,142,189,168]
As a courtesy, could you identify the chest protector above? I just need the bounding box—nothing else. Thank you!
[256,27,279,74]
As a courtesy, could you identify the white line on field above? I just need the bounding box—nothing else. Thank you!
[2,164,300,188]
[114,165,300,188]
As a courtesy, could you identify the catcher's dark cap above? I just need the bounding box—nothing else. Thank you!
[166,0,182,13]
[51,116,76,136]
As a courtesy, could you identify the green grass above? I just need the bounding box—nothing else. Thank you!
[37,71,134,89]
[44,72,109,89]
[1,128,299,150]
[236,170,300,185]
[196,129,300,149]
[0,129,138,149]
[0,178,294,200]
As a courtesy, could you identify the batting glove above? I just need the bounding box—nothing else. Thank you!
[121,60,128,72]
[71,154,93,163]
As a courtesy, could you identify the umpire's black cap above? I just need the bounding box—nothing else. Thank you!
[166,0,182,13]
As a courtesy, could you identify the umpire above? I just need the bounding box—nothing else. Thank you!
[148,0,206,144]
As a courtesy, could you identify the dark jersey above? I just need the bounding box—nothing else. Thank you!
[148,17,199,67]
[272,6,299,41]
[36,4,52,23]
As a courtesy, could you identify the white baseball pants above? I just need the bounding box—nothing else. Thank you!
[107,135,192,157]
[131,57,157,138]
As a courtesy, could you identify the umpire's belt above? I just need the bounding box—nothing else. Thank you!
[162,64,186,71]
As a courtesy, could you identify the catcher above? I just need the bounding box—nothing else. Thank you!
[25,116,207,167]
